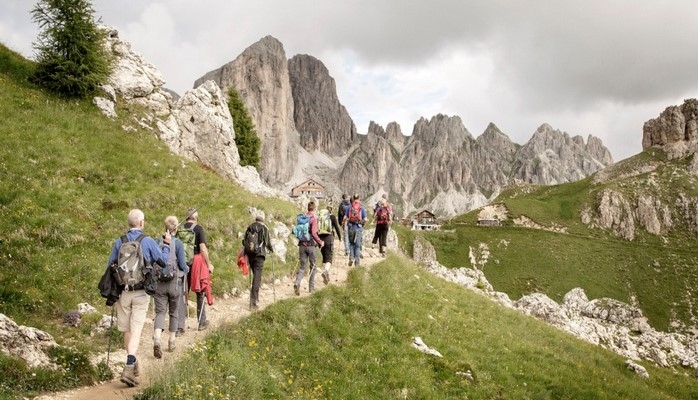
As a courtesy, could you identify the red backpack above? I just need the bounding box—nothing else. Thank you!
[348,201,362,223]
[376,206,390,224]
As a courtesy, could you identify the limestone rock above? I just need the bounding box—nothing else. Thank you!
[0,314,57,369]
[194,36,301,186]
[288,54,356,156]
[95,28,279,198]
[643,98,698,158]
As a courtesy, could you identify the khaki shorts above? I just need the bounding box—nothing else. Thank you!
[116,290,150,332]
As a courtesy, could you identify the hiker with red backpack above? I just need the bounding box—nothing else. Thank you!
[105,209,172,387]
[372,197,392,257]
[343,194,367,267]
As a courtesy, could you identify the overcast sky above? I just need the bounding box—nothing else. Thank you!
[3,1,698,161]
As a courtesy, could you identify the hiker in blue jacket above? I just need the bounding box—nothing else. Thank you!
[106,209,171,387]
[344,194,367,267]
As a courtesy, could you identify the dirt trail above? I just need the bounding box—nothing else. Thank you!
[37,246,385,400]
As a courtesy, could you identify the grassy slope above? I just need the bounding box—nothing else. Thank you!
[0,43,301,396]
[141,257,698,399]
[436,152,698,332]
[2,42,697,398]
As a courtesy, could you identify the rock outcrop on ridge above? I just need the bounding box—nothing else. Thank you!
[412,236,698,375]
[92,28,279,197]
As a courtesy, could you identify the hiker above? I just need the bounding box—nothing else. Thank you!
[293,201,324,295]
[106,209,171,387]
[176,209,214,335]
[344,194,367,267]
[243,214,273,310]
[152,216,189,358]
[318,205,342,285]
[372,197,392,257]
[337,193,352,256]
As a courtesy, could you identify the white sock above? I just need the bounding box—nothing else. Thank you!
[324,262,331,272]
[154,328,162,342]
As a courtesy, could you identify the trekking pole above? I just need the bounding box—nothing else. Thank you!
[175,198,214,230]
[271,255,276,302]
[106,306,114,368]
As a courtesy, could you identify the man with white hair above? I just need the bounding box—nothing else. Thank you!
[106,209,171,387]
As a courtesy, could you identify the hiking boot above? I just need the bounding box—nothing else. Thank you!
[133,360,140,377]
[348,259,353,267]
[293,284,300,296]
[250,304,259,311]
[120,365,139,387]
[168,339,176,352]
[198,320,210,331]
[322,270,330,285]
[153,341,162,359]
[175,329,185,337]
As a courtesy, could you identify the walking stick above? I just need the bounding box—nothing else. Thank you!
[271,255,276,302]
[106,306,114,368]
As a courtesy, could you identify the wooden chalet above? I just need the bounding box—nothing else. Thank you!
[411,209,439,230]
[290,178,326,199]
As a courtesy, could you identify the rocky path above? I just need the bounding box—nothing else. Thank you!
[37,245,386,400]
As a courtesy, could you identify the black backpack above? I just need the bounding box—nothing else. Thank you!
[156,238,177,282]
[243,223,263,256]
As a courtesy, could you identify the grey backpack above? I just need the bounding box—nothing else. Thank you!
[114,234,146,288]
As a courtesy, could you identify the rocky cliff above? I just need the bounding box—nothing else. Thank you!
[194,36,300,186]
[578,99,698,240]
[193,35,613,216]
[288,54,356,156]
[92,27,279,197]
[643,98,698,159]
[338,116,612,217]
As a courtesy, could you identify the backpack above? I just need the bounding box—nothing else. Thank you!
[318,209,332,235]
[114,234,146,288]
[293,213,311,242]
[243,224,263,256]
[176,223,197,265]
[155,238,177,282]
[338,201,349,223]
[376,206,390,224]
[348,201,362,224]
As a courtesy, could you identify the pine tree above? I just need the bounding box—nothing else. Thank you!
[228,87,261,169]
[31,0,111,98]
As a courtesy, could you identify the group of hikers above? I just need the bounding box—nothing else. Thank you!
[99,193,393,388]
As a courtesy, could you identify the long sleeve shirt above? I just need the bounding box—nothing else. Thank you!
[107,229,170,269]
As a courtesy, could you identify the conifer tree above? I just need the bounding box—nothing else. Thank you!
[31,0,111,98]
[228,87,261,169]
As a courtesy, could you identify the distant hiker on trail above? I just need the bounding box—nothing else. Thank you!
[344,194,367,267]
[243,214,273,310]
[106,209,171,387]
[372,197,392,257]
[176,209,214,335]
[293,201,324,295]
[152,216,189,359]
[338,193,351,256]
[318,204,342,285]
